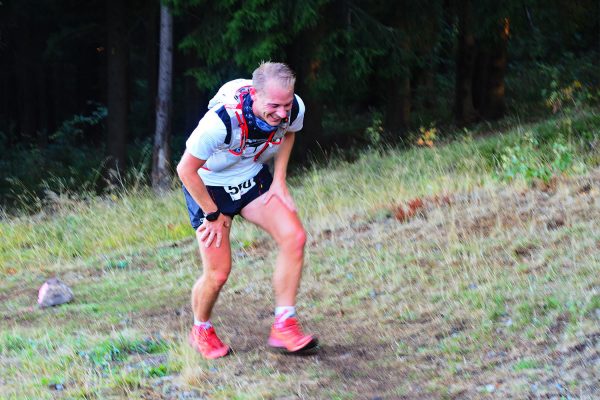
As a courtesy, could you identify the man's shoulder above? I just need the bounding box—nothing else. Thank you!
[191,109,229,139]
[199,107,230,129]
[207,78,252,109]
[291,94,305,122]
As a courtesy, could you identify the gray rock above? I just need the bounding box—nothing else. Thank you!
[178,391,203,399]
[38,278,73,308]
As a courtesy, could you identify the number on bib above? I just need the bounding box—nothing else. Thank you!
[225,178,256,201]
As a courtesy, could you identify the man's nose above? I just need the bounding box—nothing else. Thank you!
[276,106,287,118]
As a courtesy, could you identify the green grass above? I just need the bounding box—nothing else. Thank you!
[513,358,539,371]
[2,110,598,275]
[1,110,599,398]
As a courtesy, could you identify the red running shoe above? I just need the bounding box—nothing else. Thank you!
[188,326,230,359]
[268,317,318,353]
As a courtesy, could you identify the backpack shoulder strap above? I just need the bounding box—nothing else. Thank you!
[214,106,233,145]
[290,95,300,125]
[208,79,252,146]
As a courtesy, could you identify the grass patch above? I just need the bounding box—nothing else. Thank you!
[1,110,599,398]
[513,358,539,371]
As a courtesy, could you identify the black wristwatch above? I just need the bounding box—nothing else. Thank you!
[204,210,221,222]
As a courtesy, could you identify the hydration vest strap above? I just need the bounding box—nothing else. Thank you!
[230,110,247,154]
[253,129,277,161]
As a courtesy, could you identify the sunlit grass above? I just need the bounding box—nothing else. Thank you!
[0,188,191,274]
[2,111,598,275]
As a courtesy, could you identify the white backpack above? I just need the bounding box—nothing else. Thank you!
[207,79,253,110]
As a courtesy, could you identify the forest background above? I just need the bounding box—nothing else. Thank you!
[0,0,598,210]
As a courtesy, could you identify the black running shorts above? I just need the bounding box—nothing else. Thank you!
[183,165,273,230]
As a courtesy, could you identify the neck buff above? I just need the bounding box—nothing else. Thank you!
[242,94,278,135]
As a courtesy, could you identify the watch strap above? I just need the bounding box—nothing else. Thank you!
[205,210,221,222]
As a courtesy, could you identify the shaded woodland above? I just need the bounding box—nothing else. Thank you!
[0,0,598,207]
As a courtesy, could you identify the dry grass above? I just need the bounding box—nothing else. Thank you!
[1,113,599,398]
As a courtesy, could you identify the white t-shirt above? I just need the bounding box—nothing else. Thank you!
[186,94,305,187]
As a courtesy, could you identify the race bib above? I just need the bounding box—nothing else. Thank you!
[224,177,256,201]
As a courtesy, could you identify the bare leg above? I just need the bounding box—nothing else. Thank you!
[241,195,306,306]
[191,217,233,321]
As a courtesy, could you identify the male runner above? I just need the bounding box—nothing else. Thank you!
[177,62,317,359]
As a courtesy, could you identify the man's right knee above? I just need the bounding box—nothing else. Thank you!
[205,270,230,290]
[198,241,232,291]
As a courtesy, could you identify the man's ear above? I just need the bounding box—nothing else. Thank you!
[249,87,257,101]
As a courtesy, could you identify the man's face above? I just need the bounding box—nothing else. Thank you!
[251,80,294,127]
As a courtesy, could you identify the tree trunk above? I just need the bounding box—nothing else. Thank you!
[145,1,159,137]
[15,23,37,141]
[182,12,205,135]
[421,68,436,111]
[482,18,508,119]
[472,47,490,112]
[106,0,129,178]
[454,0,478,125]
[412,3,440,113]
[292,56,325,156]
[384,74,411,139]
[152,4,173,193]
[287,4,328,159]
[471,18,508,120]
[383,7,412,141]
[36,62,49,148]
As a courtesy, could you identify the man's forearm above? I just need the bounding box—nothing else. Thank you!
[273,131,295,182]
[183,173,219,214]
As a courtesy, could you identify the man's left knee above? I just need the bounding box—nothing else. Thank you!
[280,227,306,253]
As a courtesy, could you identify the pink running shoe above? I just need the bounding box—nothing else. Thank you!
[188,326,230,359]
[268,317,318,353]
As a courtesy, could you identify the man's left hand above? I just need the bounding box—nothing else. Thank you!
[263,179,297,212]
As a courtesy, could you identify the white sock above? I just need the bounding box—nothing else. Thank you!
[194,318,212,329]
[275,306,296,321]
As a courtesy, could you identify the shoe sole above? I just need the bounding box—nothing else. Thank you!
[268,337,319,355]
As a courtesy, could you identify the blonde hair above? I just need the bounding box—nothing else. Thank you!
[252,62,296,93]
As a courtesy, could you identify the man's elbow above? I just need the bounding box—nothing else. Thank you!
[176,160,190,182]
[176,152,205,184]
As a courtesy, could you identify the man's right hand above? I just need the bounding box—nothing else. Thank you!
[197,214,231,248]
